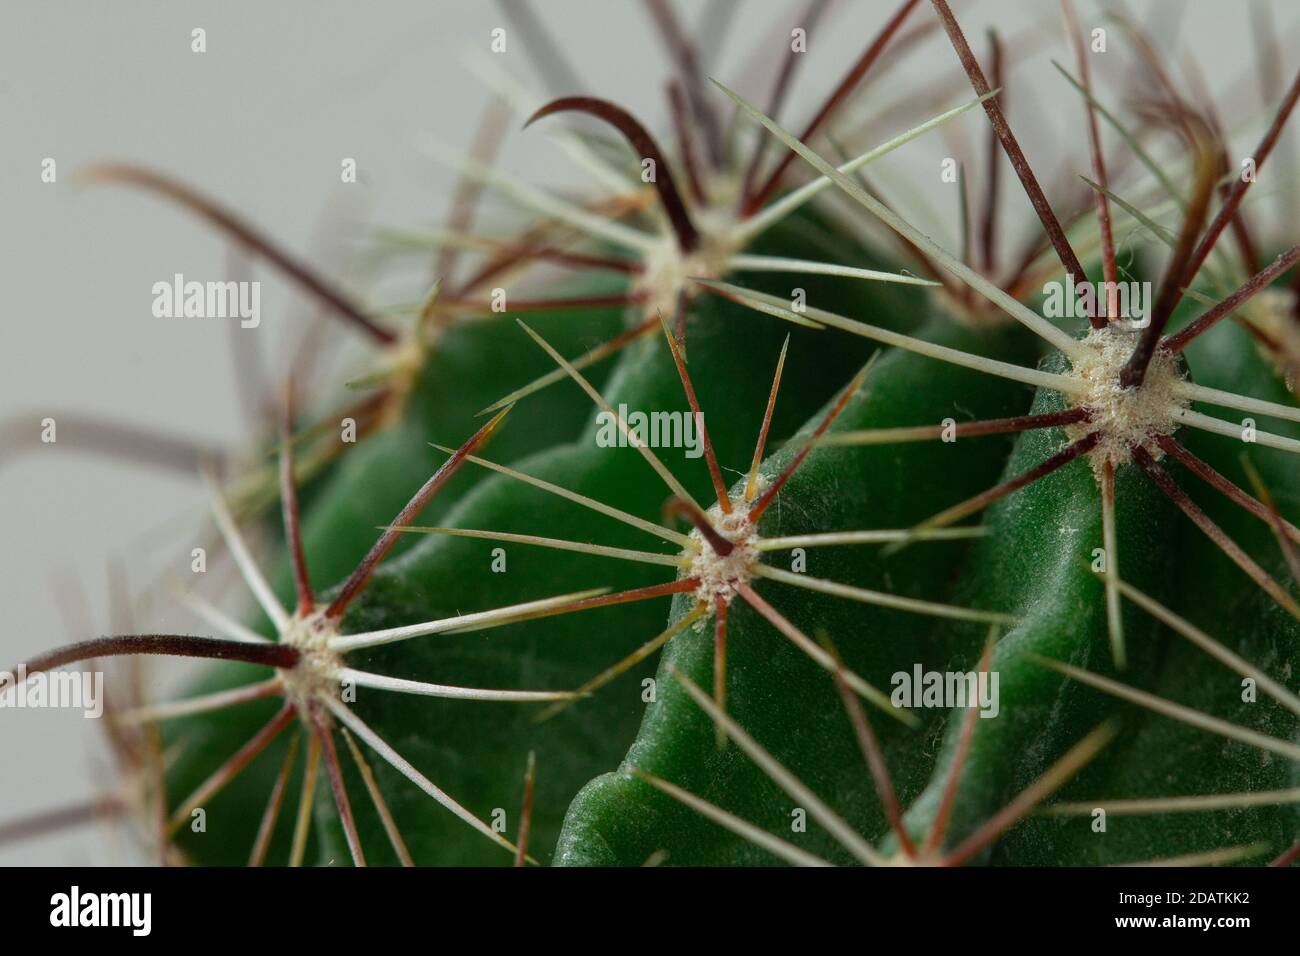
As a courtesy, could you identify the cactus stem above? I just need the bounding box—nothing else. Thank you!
[670,668,891,866]
[713,599,729,749]
[884,432,1101,553]
[14,389,608,863]
[1098,573,1300,718]
[495,322,998,728]
[938,722,1119,867]
[535,605,709,724]
[1039,657,1300,762]
[734,583,903,722]
[633,769,831,867]
[327,697,522,858]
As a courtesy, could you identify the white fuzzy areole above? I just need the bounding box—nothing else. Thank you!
[685,500,759,608]
[1063,326,1189,474]
[278,610,344,711]
[633,203,743,320]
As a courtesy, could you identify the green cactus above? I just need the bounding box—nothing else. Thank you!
[5,0,1300,870]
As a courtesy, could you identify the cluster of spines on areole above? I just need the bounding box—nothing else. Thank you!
[634,0,1300,865]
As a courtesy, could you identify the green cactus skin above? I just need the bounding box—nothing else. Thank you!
[160,222,1300,868]
[165,209,930,865]
[554,318,1033,865]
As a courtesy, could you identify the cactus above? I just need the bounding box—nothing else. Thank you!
[4,0,1299,869]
